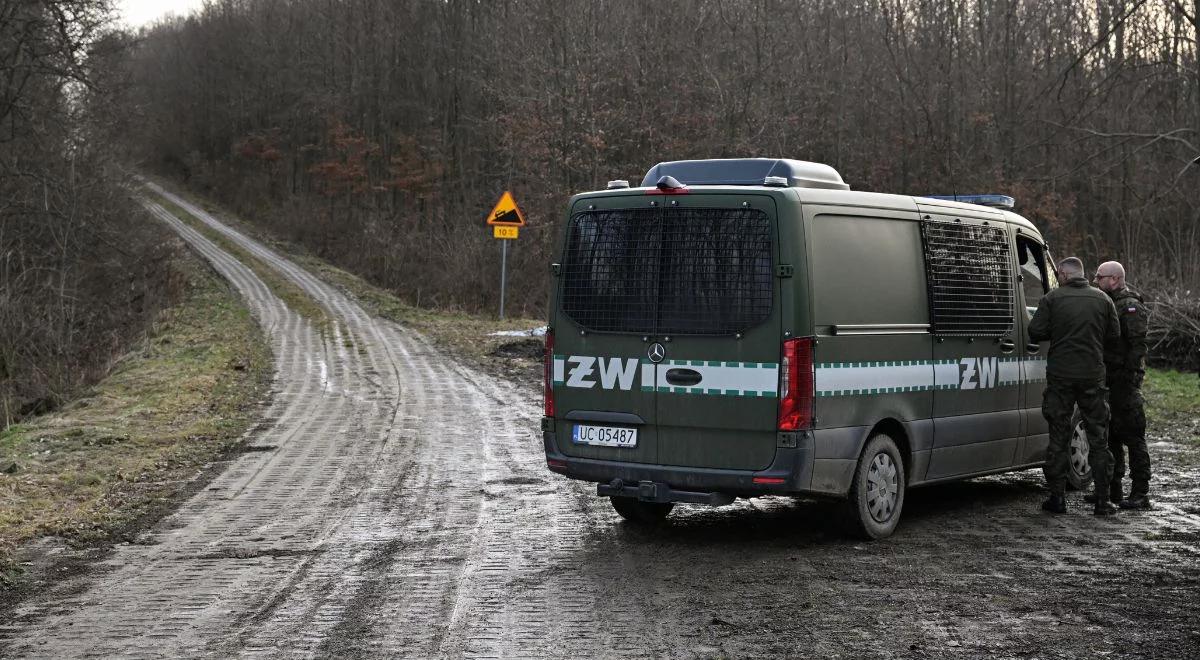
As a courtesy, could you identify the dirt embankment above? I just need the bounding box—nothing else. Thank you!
[0,245,272,597]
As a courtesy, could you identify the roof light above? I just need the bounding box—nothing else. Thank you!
[607,179,630,189]
[922,194,1015,209]
[763,175,788,187]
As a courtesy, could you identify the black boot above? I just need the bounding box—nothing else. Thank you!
[1041,494,1067,514]
[1084,487,1123,504]
[1119,494,1152,510]
[1094,500,1118,516]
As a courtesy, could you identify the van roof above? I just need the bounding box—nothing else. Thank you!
[575,183,1042,236]
[642,158,850,190]
[794,187,1042,235]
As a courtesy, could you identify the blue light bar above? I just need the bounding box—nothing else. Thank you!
[921,194,1015,209]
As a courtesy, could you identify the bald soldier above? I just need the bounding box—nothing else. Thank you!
[1089,261,1153,509]
[1028,257,1121,515]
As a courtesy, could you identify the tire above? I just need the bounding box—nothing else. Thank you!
[844,433,906,540]
[610,496,674,525]
[1065,407,1094,491]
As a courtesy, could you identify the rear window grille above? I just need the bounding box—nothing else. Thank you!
[921,220,1014,336]
[560,208,773,335]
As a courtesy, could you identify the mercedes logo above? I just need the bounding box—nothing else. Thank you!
[647,343,666,363]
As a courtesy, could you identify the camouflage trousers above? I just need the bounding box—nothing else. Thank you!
[1108,381,1151,497]
[1042,377,1112,497]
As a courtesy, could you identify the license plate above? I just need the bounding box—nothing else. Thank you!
[571,424,638,448]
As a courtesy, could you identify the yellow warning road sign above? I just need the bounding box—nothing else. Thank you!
[493,226,519,240]
[486,191,526,226]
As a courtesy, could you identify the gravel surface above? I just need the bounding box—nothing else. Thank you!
[1,182,1197,659]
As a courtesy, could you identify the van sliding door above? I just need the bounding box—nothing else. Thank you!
[921,212,1022,479]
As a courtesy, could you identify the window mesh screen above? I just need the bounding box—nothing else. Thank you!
[560,208,773,335]
[921,220,1014,336]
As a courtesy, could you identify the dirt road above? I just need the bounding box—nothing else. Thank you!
[2,183,1198,658]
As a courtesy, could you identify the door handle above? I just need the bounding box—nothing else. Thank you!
[999,338,1015,353]
[1026,342,1040,353]
[664,368,703,387]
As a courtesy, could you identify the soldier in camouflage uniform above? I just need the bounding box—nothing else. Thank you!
[1092,261,1152,509]
[1028,257,1121,515]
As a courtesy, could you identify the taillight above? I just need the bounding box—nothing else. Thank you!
[778,337,814,430]
[543,329,555,417]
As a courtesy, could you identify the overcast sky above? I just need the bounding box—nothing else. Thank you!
[117,0,206,27]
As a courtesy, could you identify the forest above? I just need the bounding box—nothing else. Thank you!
[3,0,1200,424]
[1,1,178,425]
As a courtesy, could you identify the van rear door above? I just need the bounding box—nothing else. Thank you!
[553,202,661,465]
[552,194,781,470]
[652,195,781,471]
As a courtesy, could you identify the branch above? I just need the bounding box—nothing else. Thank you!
[1055,0,1151,103]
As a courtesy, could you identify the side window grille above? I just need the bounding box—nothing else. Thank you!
[560,208,773,335]
[921,220,1014,337]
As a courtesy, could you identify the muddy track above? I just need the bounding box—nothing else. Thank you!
[2,183,1198,658]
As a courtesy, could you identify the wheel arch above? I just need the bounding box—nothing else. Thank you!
[865,417,911,479]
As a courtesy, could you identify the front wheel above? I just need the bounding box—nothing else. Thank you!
[1066,408,1093,491]
[844,433,906,540]
[609,497,674,525]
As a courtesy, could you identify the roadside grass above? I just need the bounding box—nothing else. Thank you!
[0,249,271,589]
[145,192,333,336]
[143,178,546,387]
[1144,368,1200,448]
[295,256,546,386]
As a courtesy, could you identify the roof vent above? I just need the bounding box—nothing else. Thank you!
[641,158,849,190]
[606,179,630,189]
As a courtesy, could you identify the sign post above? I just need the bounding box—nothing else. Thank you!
[485,191,526,319]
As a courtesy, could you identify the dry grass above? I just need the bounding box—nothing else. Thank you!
[0,248,271,588]
[147,192,333,336]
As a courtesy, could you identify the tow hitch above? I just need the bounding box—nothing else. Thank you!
[597,479,734,506]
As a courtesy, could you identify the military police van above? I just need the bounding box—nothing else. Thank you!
[541,158,1086,539]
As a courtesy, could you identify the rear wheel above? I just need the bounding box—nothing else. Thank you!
[1066,408,1093,491]
[609,497,674,524]
[844,433,906,540]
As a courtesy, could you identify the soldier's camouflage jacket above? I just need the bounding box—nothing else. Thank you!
[1104,287,1149,386]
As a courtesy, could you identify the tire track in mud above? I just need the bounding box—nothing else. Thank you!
[0,183,674,658]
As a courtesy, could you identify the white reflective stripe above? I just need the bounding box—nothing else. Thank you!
[998,359,1021,385]
[933,361,959,389]
[1021,357,1046,383]
[817,363,934,394]
[553,357,565,383]
[658,363,778,393]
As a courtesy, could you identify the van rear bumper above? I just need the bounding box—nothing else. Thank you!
[542,430,813,497]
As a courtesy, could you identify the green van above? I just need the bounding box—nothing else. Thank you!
[541,158,1088,539]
